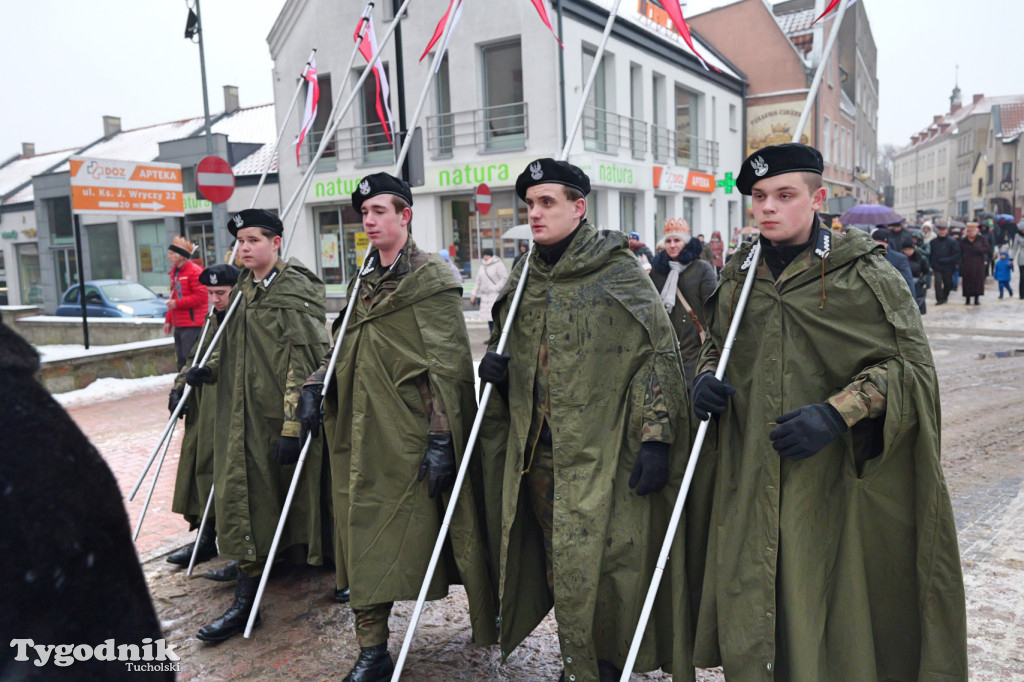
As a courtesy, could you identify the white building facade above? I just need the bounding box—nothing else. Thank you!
[267,0,746,292]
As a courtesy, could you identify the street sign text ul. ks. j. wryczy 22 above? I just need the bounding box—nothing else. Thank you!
[69,157,185,216]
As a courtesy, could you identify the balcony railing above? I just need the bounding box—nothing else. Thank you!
[581,106,647,160]
[426,102,529,157]
[300,121,395,168]
[651,123,719,171]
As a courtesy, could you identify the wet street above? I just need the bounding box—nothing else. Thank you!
[67,300,1024,680]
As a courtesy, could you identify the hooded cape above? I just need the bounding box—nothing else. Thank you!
[324,241,497,645]
[479,222,702,679]
[210,258,331,565]
[693,228,967,680]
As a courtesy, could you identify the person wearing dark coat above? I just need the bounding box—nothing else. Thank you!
[929,224,960,304]
[902,240,932,314]
[0,312,171,680]
[648,220,718,386]
[960,222,990,304]
[872,228,915,294]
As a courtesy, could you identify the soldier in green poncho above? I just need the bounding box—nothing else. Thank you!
[185,209,331,643]
[166,263,240,573]
[298,173,496,682]
[478,159,697,682]
[691,143,967,680]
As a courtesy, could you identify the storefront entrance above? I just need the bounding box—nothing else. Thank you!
[134,220,170,290]
[16,243,42,305]
[442,190,527,277]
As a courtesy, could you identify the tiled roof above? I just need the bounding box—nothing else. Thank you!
[0,148,81,206]
[776,7,816,36]
[3,105,278,206]
[995,102,1024,142]
[897,94,1024,154]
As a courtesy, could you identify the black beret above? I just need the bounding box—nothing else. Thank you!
[515,158,591,201]
[199,263,240,287]
[736,143,824,195]
[228,209,283,237]
[352,172,413,212]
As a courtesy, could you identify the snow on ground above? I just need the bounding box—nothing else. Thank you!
[53,373,177,409]
[35,338,174,362]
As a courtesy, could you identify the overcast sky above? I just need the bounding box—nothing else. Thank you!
[2,0,1023,160]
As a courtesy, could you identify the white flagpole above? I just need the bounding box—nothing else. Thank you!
[392,2,617,678]
[618,2,850,678]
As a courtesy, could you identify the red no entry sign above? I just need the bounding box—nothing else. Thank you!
[475,183,491,215]
[196,156,236,204]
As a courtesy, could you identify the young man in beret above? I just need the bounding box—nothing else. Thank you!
[166,264,240,576]
[297,173,495,681]
[690,143,967,679]
[185,209,331,642]
[477,158,695,681]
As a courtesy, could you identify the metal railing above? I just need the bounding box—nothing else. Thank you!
[300,122,395,168]
[650,123,719,171]
[426,102,528,157]
[581,106,647,159]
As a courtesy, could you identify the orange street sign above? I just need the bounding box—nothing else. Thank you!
[69,156,184,215]
[685,170,716,194]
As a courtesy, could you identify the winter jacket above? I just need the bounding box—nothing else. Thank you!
[960,235,990,297]
[928,235,961,271]
[994,257,1013,282]
[471,256,508,323]
[884,247,916,293]
[1010,233,1024,267]
[165,259,208,328]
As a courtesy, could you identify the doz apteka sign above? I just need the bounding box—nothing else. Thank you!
[69,157,184,215]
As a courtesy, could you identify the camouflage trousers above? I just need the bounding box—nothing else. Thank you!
[524,435,555,595]
[353,602,394,647]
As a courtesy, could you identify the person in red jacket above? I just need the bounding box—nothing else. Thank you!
[164,236,209,370]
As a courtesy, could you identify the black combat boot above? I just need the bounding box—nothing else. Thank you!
[598,659,622,681]
[334,587,351,603]
[167,523,218,566]
[196,574,261,643]
[201,560,239,582]
[342,643,394,682]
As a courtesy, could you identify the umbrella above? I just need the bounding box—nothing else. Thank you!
[502,224,533,241]
[996,214,1015,222]
[840,204,903,226]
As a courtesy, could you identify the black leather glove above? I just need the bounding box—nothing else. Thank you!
[418,433,456,498]
[629,441,671,496]
[168,388,187,419]
[692,371,736,420]
[274,436,302,465]
[769,403,848,461]
[478,351,511,385]
[296,384,323,441]
[185,366,213,387]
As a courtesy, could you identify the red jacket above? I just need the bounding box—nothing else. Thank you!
[165,259,208,328]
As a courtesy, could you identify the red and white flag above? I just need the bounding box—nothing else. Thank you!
[420,0,460,62]
[812,0,857,25]
[660,0,712,71]
[294,56,320,164]
[355,16,394,144]
[528,0,563,48]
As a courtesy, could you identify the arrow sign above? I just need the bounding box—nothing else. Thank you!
[475,183,491,215]
[196,156,236,204]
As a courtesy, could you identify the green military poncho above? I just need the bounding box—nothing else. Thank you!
[479,222,700,680]
[323,240,496,645]
[171,313,219,526]
[693,227,967,680]
[209,258,331,565]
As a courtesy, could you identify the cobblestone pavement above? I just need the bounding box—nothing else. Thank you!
[60,298,1024,680]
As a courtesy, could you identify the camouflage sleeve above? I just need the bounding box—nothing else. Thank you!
[302,351,330,388]
[826,363,888,428]
[281,352,307,439]
[415,373,451,434]
[173,364,187,392]
[640,371,674,444]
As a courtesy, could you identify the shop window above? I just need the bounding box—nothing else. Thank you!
[317,206,367,290]
[16,243,43,305]
[88,223,123,279]
[45,196,73,244]
[134,220,170,290]
[619,193,636,234]
[53,248,79,296]
[185,220,216,268]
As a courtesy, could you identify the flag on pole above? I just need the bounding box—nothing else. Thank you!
[432,0,464,72]
[812,0,856,25]
[659,0,712,71]
[355,16,394,145]
[528,0,564,48]
[294,56,320,164]
[420,0,459,61]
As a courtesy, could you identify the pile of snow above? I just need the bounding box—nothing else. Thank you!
[54,373,177,409]
[36,338,174,362]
